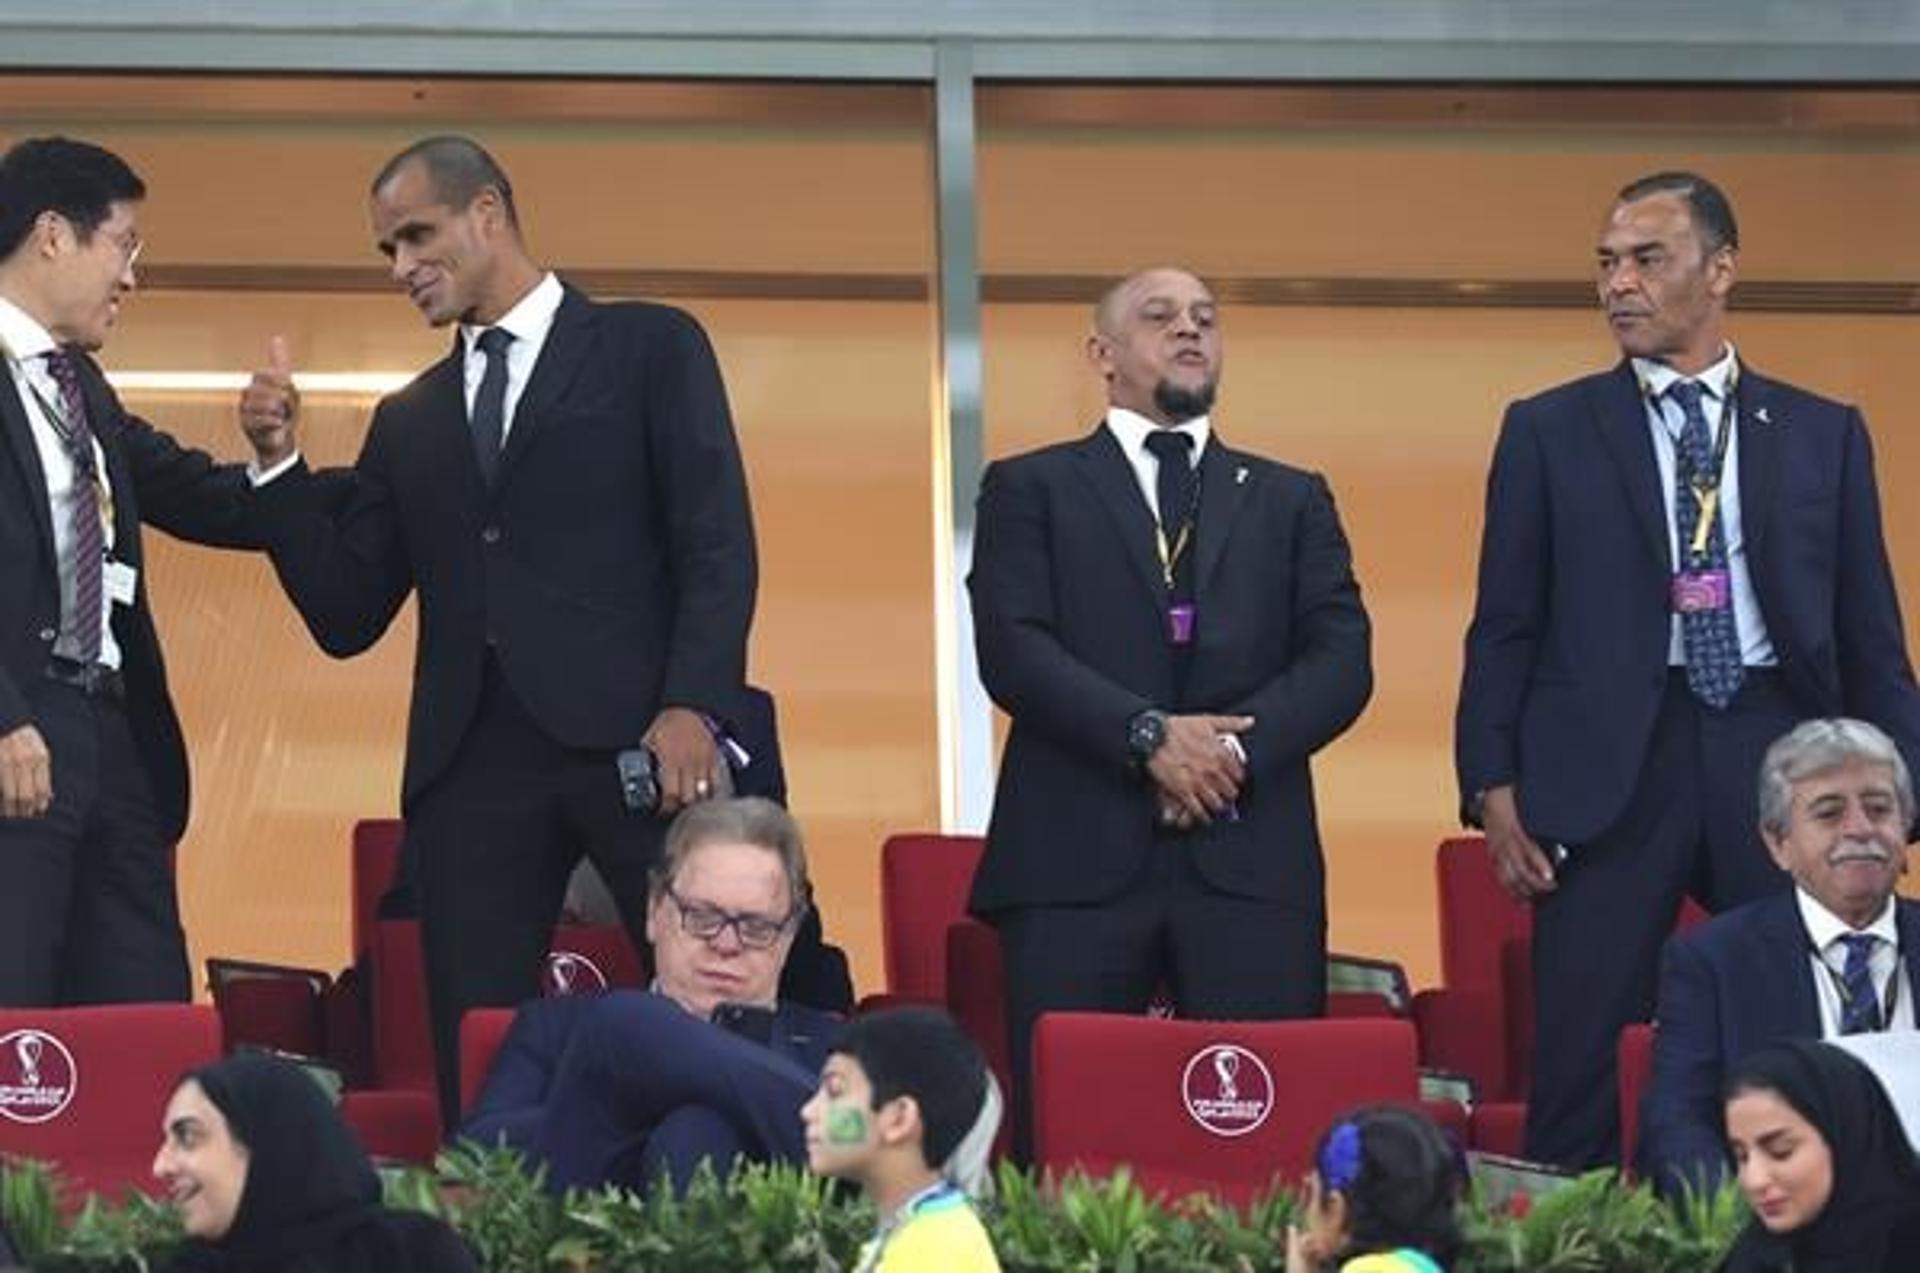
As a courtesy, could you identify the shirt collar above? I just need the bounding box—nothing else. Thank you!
[460,271,564,358]
[1797,886,1900,953]
[1105,406,1211,464]
[1633,343,1739,404]
[0,294,59,365]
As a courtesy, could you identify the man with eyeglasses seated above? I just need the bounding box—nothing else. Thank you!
[459,796,840,1193]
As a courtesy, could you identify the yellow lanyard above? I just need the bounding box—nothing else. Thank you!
[1155,524,1192,590]
[1640,365,1738,563]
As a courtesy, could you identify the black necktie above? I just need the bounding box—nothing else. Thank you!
[1143,429,1196,596]
[44,349,105,664]
[471,327,513,485]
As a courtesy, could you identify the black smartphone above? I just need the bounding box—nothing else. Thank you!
[615,745,660,813]
[711,1001,776,1047]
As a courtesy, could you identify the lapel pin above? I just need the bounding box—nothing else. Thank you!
[1754,406,1772,424]
[1235,466,1249,485]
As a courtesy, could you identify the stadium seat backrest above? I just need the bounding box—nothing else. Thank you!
[351,818,405,958]
[1434,836,1530,993]
[458,1008,517,1119]
[1031,1014,1420,1209]
[879,834,985,1000]
[1617,1022,1657,1175]
[544,925,648,997]
[0,1004,221,1204]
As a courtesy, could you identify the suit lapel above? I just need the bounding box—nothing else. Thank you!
[1590,360,1670,572]
[1071,425,1165,609]
[1759,893,1823,1036]
[0,371,55,573]
[73,358,141,566]
[415,339,482,497]
[1193,436,1251,596]
[495,286,598,490]
[1898,901,1920,1005]
[1733,366,1781,554]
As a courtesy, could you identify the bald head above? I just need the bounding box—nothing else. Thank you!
[1093,266,1211,337]
[1088,266,1221,425]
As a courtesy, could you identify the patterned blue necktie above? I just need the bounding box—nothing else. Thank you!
[1668,380,1743,709]
[1836,932,1882,1035]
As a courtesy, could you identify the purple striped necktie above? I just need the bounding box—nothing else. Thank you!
[44,349,105,664]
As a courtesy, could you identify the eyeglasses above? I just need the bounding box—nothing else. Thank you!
[663,883,799,950]
[104,227,143,269]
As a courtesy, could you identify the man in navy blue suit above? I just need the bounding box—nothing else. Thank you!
[459,797,841,1193]
[1641,718,1918,1191]
[1456,171,1920,1169]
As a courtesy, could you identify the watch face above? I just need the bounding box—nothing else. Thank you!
[1131,712,1166,756]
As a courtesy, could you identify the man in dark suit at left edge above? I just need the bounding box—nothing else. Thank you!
[236,135,758,1122]
[0,137,271,1005]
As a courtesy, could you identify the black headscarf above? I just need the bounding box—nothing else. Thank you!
[165,1054,473,1273]
[1720,1039,1920,1273]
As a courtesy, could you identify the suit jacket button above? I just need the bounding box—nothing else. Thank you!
[481,526,501,545]
[37,627,56,643]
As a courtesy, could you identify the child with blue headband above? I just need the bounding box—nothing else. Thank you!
[1285,1105,1465,1272]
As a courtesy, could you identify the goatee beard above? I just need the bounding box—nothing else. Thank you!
[1153,378,1216,424]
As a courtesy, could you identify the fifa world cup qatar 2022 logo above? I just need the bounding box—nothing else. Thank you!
[0,1029,78,1124]
[543,950,610,997]
[1181,1043,1274,1137]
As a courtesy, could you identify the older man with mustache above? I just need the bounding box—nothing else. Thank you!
[1639,718,1920,1192]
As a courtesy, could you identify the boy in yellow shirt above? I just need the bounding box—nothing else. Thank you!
[802,1007,1001,1272]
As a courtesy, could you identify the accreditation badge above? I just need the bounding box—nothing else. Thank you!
[1168,602,1196,646]
[1670,568,1731,614]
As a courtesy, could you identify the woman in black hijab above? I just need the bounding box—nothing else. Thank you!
[1720,1038,1920,1272]
[152,1053,474,1272]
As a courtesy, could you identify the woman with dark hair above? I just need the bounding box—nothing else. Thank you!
[152,1053,475,1272]
[1285,1105,1465,1272]
[1721,1039,1920,1272]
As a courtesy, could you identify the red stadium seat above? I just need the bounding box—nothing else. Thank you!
[1411,837,1531,1102]
[341,1088,439,1166]
[457,1008,517,1120]
[1030,1014,1420,1208]
[879,833,985,1001]
[206,958,329,1059]
[0,1004,222,1204]
[1617,1022,1656,1176]
[351,818,405,959]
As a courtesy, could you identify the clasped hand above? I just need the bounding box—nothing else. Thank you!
[1149,713,1254,828]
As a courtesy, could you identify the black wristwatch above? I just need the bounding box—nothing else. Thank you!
[1127,709,1170,761]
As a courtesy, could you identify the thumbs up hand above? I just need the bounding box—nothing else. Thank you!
[240,334,300,468]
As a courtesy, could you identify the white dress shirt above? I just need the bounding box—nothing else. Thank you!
[460,271,564,443]
[1797,887,1914,1036]
[1104,407,1210,525]
[1633,345,1776,667]
[0,295,121,670]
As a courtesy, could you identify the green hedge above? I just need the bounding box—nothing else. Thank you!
[1,1145,1745,1271]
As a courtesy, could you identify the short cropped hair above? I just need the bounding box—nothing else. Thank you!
[0,136,145,261]
[371,134,519,228]
[1616,170,1739,254]
[1758,718,1914,837]
[832,1006,988,1170]
[648,796,811,918]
